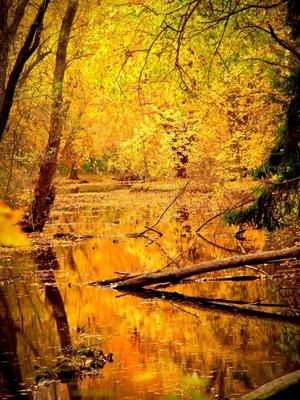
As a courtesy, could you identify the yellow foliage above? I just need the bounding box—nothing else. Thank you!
[244,228,266,250]
[0,201,29,247]
[133,370,158,382]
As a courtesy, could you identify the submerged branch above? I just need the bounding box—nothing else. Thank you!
[126,181,188,238]
[195,184,261,234]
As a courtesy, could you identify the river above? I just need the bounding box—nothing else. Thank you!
[0,180,299,399]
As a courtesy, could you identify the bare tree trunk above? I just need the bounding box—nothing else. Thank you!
[0,0,49,141]
[92,246,300,289]
[22,0,78,232]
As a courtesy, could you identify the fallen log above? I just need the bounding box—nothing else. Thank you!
[239,369,300,399]
[112,246,300,289]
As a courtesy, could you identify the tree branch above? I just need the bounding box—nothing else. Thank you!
[0,0,51,141]
[268,24,300,60]
[8,0,29,39]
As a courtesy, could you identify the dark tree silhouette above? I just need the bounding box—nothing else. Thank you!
[0,0,50,141]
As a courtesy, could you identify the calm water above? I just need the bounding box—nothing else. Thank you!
[0,184,299,399]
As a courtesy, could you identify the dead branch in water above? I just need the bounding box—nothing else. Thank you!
[126,181,189,238]
[90,246,300,289]
[157,183,258,271]
[195,184,261,234]
[197,231,239,254]
[239,369,300,400]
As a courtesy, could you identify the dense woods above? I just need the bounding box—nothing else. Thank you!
[0,0,298,231]
[0,1,299,400]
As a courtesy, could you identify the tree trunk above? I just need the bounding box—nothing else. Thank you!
[0,1,9,111]
[0,0,49,142]
[94,246,300,289]
[0,0,29,108]
[22,0,78,232]
[69,162,79,180]
[239,369,300,400]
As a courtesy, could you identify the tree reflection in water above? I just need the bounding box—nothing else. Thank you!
[34,244,81,400]
[35,245,72,350]
[0,287,30,399]
[0,244,82,400]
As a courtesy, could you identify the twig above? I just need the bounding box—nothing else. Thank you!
[195,184,262,234]
[158,183,256,271]
[148,182,189,229]
[126,181,189,238]
[243,264,273,280]
[144,225,163,237]
[170,302,202,324]
[261,176,300,186]
[114,271,131,276]
[161,247,190,270]
[115,293,128,298]
[145,237,181,268]
[197,232,239,254]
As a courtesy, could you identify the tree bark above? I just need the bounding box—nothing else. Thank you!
[0,0,29,108]
[69,163,79,180]
[0,0,10,111]
[97,246,300,289]
[239,369,300,400]
[22,0,78,232]
[0,0,49,141]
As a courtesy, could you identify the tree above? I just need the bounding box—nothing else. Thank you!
[22,0,79,232]
[226,0,300,229]
[0,0,50,141]
[131,0,299,229]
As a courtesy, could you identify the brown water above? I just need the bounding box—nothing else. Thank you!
[0,184,299,399]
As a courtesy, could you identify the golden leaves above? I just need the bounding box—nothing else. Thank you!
[0,201,29,248]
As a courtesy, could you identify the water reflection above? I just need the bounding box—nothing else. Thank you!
[35,246,72,350]
[0,287,30,399]
[0,191,299,399]
[125,288,300,324]
[35,245,83,400]
[0,245,84,399]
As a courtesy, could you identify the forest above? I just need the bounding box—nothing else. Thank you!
[0,0,299,399]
